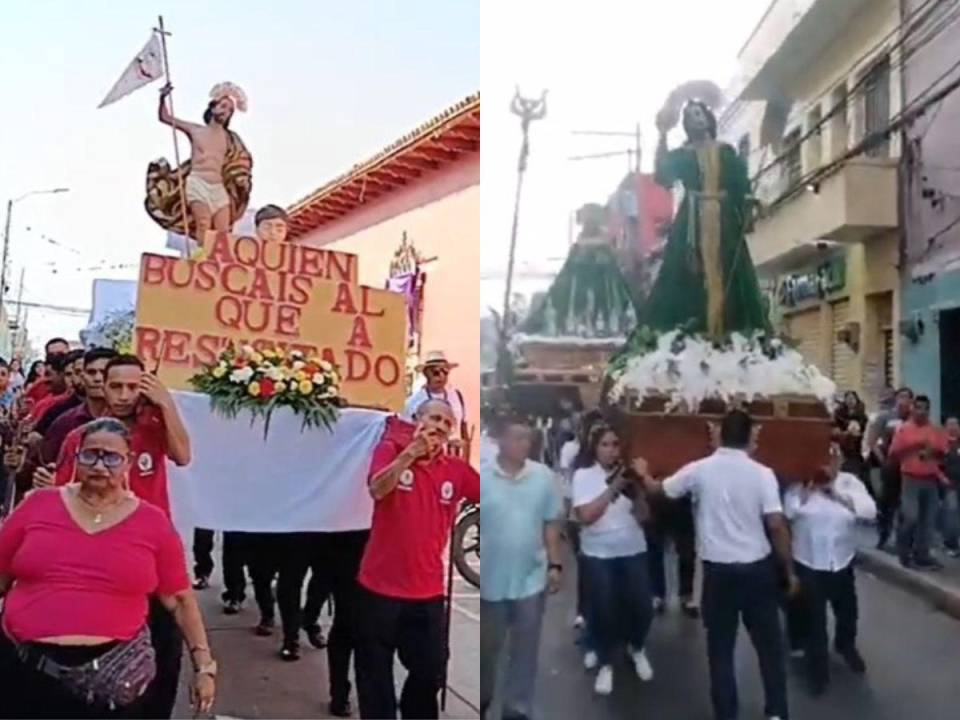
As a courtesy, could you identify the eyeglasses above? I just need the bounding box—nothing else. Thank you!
[425,367,449,377]
[76,449,126,470]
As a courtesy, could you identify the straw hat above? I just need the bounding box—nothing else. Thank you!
[416,350,459,372]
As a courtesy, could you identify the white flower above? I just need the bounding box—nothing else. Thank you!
[320,388,337,399]
[265,366,285,382]
[290,350,305,359]
[319,361,333,372]
[312,372,326,385]
[292,361,305,371]
[241,345,256,357]
[230,366,255,384]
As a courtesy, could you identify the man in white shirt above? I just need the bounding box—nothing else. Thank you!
[634,409,796,720]
[783,442,876,696]
[404,351,466,443]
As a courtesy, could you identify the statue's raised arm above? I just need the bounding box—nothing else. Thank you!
[628,80,769,339]
[145,81,253,243]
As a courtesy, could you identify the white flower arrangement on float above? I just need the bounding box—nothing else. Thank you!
[191,344,342,438]
[607,326,837,412]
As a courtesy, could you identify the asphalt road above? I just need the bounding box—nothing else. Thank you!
[530,556,960,720]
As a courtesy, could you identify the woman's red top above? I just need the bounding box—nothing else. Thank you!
[0,489,189,642]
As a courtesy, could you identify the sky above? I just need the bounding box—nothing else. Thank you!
[0,0,479,350]
[480,0,772,315]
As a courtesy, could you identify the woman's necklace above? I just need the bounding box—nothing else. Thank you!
[74,487,129,525]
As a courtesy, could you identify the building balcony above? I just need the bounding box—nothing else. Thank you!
[748,158,898,274]
[735,0,880,101]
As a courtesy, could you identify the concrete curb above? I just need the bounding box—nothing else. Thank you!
[856,548,960,620]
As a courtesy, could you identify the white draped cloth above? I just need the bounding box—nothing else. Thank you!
[168,391,387,533]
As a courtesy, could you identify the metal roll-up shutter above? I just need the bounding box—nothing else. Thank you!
[785,308,822,371]
[831,300,855,391]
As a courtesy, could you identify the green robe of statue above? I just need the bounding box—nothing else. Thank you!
[638,139,769,337]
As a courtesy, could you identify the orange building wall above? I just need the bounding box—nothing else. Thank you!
[296,155,480,462]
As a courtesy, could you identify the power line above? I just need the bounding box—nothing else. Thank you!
[4,299,90,316]
[766,51,960,209]
[750,0,957,181]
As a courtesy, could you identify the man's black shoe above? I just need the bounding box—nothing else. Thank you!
[899,555,915,569]
[280,641,301,662]
[254,617,275,637]
[192,576,210,590]
[329,699,352,718]
[223,599,242,615]
[808,677,829,698]
[305,624,327,649]
[837,646,867,674]
[914,557,944,572]
[681,601,701,619]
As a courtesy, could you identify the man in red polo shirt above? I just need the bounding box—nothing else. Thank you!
[42,353,192,719]
[22,338,70,406]
[31,349,84,431]
[354,398,480,720]
[889,394,949,570]
[38,347,116,465]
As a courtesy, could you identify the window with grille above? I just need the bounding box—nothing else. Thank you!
[883,328,894,388]
[781,128,803,186]
[863,56,891,158]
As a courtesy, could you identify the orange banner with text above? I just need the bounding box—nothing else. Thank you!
[134,233,407,411]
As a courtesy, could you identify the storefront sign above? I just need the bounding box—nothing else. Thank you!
[134,232,407,410]
[777,257,846,309]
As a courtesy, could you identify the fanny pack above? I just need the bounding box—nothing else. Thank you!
[14,624,156,710]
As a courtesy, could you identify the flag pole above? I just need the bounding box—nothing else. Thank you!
[155,15,192,253]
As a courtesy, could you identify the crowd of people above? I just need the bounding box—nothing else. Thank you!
[479,388,960,720]
[0,337,479,719]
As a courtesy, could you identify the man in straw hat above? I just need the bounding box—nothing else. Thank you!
[404,351,468,445]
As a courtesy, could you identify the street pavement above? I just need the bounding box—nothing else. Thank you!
[529,551,960,720]
[170,532,480,719]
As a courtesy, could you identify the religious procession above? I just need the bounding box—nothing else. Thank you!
[481,1,960,719]
[1,3,479,719]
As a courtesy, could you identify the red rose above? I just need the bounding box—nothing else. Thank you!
[260,378,276,398]
[304,363,320,375]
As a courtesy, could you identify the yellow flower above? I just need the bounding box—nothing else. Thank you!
[298,380,314,395]
[294,370,307,382]
[251,352,264,365]
[263,348,277,359]
[212,366,227,379]
[248,381,262,397]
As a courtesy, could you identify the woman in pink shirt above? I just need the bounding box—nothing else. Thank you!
[0,418,216,719]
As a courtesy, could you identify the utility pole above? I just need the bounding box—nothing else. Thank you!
[498,87,547,390]
[1,188,69,311]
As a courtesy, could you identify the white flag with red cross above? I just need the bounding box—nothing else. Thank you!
[98,33,164,108]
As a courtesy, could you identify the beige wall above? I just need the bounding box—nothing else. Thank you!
[297,156,480,459]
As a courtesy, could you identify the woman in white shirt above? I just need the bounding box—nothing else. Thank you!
[783,441,876,697]
[572,423,654,696]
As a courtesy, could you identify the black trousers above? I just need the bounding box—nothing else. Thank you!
[245,532,282,623]
[143,599,183,719]
[355,587,445,720]
[193,527,215,579]
[0,629,148,719]
[277,532,333,645]
[702,557,788,720]
[793,563,858,685]
[647,495,696,600]
[877,463,902,543]
[222,530,248,602]
[321,531,369,704]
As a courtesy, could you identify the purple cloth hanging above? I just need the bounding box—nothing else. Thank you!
[387,271,422,346]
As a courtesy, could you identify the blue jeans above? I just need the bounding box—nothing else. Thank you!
[580,552,653,666]
[942,485,960,549]
[898,479,940,562]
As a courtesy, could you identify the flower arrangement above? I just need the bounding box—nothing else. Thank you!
[190,345,342,437]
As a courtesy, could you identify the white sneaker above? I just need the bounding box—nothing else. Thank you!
[630,648,654,681]
[594,665,614,695]
[789,648,805,660]
[583,650,599,670]
[573,615,585,630]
